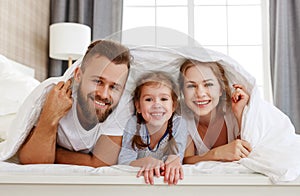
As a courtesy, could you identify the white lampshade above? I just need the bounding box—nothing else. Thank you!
[49,22,91,61]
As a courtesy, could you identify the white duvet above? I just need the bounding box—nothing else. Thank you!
[0,45,299,183]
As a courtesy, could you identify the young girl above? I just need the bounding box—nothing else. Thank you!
[179,59,252,163]
[118,71,187,185]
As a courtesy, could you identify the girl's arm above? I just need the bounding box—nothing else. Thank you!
[117,131,138,165]
[162,116,186,185]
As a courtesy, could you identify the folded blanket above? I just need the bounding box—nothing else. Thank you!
[1,45,299,183]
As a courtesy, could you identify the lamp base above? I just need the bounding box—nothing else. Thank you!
[68,57,73,67]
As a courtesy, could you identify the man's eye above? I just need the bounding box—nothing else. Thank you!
[93,79,102,84]
[111,85,120,91]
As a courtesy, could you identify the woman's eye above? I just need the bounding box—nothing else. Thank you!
[186,84,196,88]
[205,83,214,87]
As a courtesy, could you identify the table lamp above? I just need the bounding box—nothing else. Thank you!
[49,22,91,67]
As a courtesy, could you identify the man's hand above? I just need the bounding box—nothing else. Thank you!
[40,80,73,126]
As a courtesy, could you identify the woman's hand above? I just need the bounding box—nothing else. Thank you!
[210,139,252,161]
[163,155,183,185]
[134,157,165,185]
[231,84,249,128]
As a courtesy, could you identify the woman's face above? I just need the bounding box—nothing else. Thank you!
[182,64,222,118]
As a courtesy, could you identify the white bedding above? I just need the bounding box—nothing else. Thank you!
[0,47,300,184]
[0,160,253,177]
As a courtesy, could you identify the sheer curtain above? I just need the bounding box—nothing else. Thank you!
[270,0,300,133]
[49,0,123,77]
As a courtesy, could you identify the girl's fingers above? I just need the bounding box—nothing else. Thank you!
[164,167,170,183]
[148,169,154,185]
[179,167,184,180]
[168,168,175,185]
[154,166,160,177]
[144,169,150,184]
[137,167,144,177]
[173,168,180,185]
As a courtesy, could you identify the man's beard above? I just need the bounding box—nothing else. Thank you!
[77,83,113,127]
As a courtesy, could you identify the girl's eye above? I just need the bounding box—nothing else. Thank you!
[145,98,152,102]
[161,97,169,101]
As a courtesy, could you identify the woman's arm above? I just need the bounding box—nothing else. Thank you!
[184,139,252,163]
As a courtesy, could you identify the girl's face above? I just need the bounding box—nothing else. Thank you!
[182,64,222,118]
[135,84,175,132]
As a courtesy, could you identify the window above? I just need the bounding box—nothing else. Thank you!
[122,0,272,102]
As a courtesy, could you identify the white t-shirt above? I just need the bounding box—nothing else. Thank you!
[57,91,133,153]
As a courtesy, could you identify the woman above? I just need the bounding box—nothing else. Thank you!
[179,59,252,163]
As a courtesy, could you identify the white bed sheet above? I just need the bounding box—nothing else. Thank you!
[0,114,15,142]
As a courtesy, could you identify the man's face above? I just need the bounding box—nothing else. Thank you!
[75,55,128,127]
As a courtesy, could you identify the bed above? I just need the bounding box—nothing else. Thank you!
[1,52,300,196]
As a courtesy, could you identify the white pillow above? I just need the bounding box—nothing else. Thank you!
[0,55,40,116]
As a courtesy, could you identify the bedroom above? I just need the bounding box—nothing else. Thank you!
[0,0,300,195]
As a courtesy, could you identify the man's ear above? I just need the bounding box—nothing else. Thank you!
[74,67,82,82]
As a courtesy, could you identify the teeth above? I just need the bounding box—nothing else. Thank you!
[95,100,105,106]
[195,101,209,105]
[151,113,163,116]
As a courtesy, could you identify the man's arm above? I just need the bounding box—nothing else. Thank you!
[18,81,73,164]
[55,135,122,167]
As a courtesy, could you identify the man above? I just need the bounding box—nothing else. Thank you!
[18,40,132,167]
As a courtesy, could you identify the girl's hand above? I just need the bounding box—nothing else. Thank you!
[163,155,183,185]
[135,157,164,185]
[210,139,252,161]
